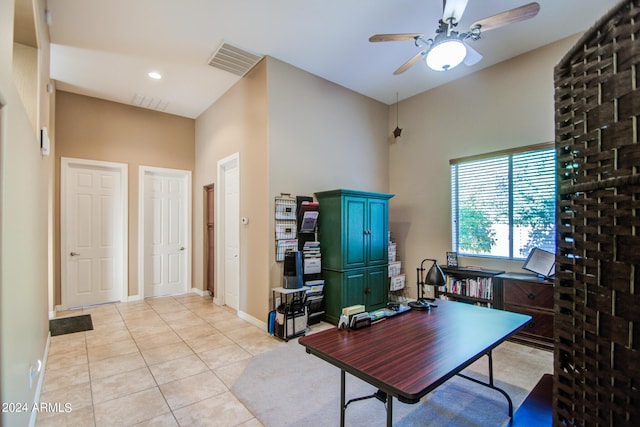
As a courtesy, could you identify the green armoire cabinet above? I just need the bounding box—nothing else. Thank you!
[315,189,394,323]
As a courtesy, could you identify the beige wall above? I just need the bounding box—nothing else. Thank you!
[265,57,389,300]
[194,57,389,325]
[1,0,52,424]
[266,57,389,194]
[12,42,37,131]
[54,91,195,303]
[388,35,579,298]
[194,59,269,322]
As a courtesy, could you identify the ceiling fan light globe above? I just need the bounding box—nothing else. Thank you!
[426,39,467,71]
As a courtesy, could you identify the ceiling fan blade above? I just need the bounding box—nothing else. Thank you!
[393,51,425,75]
[369,33,424,42]
[442,0,469,23]
[471,2,540,33]
[462,43,483,66]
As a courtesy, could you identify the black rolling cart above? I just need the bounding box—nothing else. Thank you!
[272,286,308,341]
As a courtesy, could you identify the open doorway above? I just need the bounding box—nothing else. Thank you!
[204,183,215,297]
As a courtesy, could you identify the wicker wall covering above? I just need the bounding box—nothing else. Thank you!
[554,0,639,425]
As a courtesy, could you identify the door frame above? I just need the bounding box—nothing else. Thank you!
[60,157,129,309]
[215,152,240,308]
[138,165,192,299]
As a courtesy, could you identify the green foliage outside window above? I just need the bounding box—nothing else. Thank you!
[457,199,496,254]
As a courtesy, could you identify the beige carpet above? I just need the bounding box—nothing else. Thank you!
[233,333,552,427]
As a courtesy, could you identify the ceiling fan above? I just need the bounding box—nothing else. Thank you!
[369,0,540,73]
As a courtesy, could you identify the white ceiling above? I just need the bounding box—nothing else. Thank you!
[48,0,619,119]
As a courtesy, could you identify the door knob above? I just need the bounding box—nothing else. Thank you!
[179,246,185,251]
[70,252,80,256]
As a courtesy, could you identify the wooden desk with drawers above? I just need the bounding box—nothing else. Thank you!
[497,273,554,350]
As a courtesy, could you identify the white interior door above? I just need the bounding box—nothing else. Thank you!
[141,168,191,298]
[223,165,240,310]
[217,153,240,310]
[62,159,127,308]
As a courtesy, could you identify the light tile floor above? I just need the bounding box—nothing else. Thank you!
[37,293,302,427]
[36,294,552,426]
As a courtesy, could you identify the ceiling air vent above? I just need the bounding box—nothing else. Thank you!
[131,93,169,112]
[207,42,263,77]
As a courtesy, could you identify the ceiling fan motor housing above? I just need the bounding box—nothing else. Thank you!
[369,1,541,74]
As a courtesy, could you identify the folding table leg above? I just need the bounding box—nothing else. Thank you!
[340,370,346,427]
[456,350,514,417]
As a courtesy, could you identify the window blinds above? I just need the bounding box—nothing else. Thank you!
[451,146,555,259]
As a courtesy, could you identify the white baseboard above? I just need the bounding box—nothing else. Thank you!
[190,287,205,296]
[208,298,265,332]
[50,304,67,318]
[29,333,51,427]
[126,294,142,302]
[238,310,267,331]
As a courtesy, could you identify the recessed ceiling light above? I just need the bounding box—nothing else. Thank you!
[148,71,162,80]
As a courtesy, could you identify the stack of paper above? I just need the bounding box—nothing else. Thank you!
[342,304,365,316]
[302,241,321,274]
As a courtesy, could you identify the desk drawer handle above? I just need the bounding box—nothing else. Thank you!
[527,293,536,300]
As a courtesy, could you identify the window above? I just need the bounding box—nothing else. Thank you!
[451,144,556,259]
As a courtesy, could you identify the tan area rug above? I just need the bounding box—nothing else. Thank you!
[233,337,552,427]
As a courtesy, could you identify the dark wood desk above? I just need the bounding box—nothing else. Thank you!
[299,299,531,426]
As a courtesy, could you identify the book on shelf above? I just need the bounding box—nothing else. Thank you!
[445,276,493,300]
[438,293,493,308]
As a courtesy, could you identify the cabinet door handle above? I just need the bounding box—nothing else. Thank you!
[365,288,371,294]
[527,293,536,300]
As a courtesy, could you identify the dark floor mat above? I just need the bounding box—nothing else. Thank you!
[49,314,93,336]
